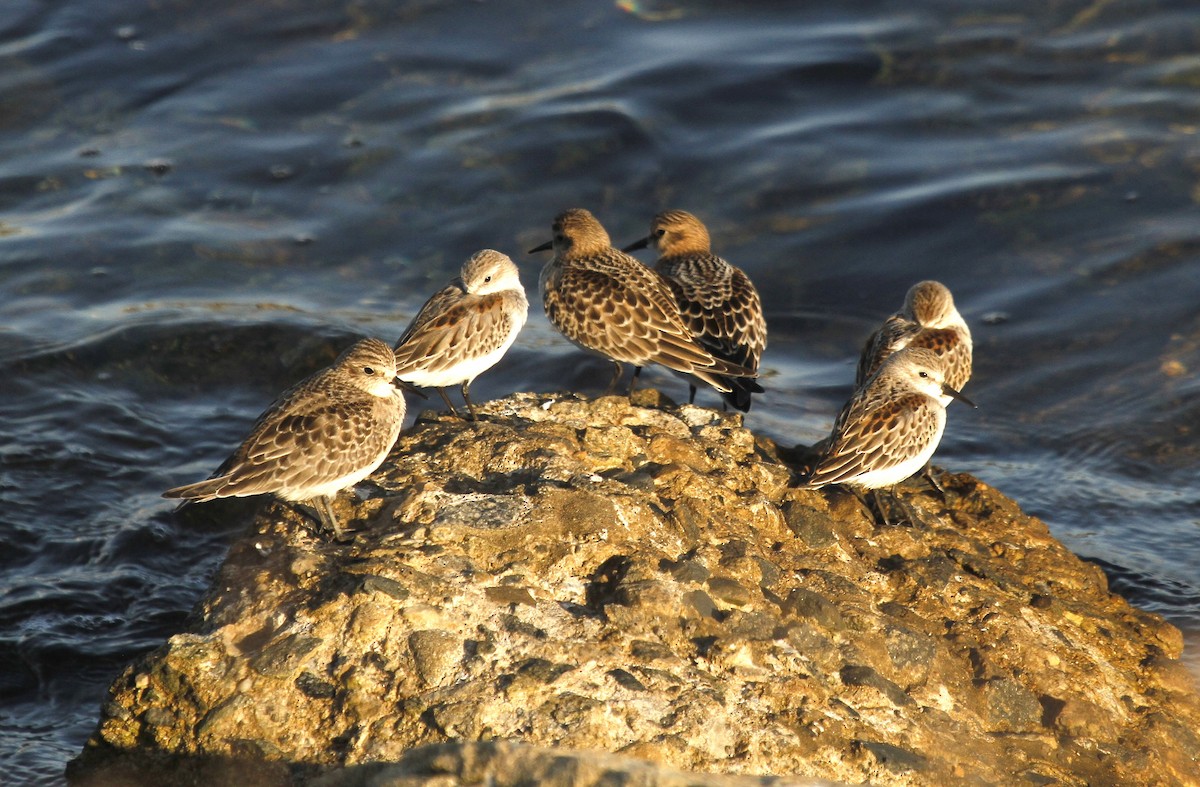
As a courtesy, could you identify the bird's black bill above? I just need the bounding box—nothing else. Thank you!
[395,378,430,399]
[621,236,650,253]
[527,240,552,253]
[942,384,977,409]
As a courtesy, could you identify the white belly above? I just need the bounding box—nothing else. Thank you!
[399,325,523,388]
[278,460,384,502]
[848,423,943,490]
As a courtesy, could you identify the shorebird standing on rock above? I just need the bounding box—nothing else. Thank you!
[163,338,407,539]
[623,209,766,412]
[528,208,756,400]
[854,280,973,491]
[393,249,528,420]
[802,346,975,524]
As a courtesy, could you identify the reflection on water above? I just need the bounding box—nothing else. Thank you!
[2,0,1199,781]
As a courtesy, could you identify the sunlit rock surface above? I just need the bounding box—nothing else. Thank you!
[70,392,1200,786]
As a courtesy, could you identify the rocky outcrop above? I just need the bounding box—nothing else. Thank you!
[70,392,1200,786]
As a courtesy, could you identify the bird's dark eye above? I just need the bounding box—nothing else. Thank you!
[484,275,492,283]
[918,371,929,378]
[655,228,666,237]
[363,366,375,375]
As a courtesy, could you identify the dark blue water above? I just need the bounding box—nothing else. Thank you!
[2,0,1199,782]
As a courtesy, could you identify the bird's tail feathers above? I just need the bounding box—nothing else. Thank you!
[719,375,765,412]
[162,476,231,502]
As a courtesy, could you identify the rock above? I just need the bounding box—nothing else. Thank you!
[68,393,1200,787]
[312,740,842,786]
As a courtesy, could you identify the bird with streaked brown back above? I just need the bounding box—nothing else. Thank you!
[623,209,766,411]
[528,208,756,399]
[163,338,407,539]
[855,280,972,407]
[393,249,528,420]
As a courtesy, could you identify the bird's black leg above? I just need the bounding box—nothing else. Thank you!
[848,487,885,526]
[308,495,345,540]
[921,462,945,497]
[628,366,643,397]
[605,362,625,395]
[436,387,461,417]
[874,489,895,527]
[886,485,924,527]
[461,382,478,421]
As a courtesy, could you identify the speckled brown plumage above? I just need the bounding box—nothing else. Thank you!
[806,346,971,490]
[393,249,528,418]
[163,338,406,535]
[855,280,972,405]
[532,208,755,396]
[624,210,766,410]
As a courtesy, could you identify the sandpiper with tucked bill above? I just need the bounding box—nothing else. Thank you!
[163,338,407,539]
[528,208,757,400]
[802,346,975,523]
[855,280,972,405]
[393,249,528,420]
[622,209,766,412]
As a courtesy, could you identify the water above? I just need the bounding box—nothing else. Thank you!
[2,0,1198,782]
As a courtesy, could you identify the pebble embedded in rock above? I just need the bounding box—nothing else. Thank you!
[359,574,410,601]
[784,501,839,549]
[781,587,847,631]
[408,630,463,688]
[706,577,753,609]
[485,586,537,607]
[980,677,1044,733]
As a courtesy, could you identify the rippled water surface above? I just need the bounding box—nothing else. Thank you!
[2,0,1199,782]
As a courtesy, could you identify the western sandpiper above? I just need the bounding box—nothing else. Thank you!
[393,249,528,420]
[856,280,972,407]
[623,209,766,411]
[528,208,755,399]
[803,346,974,515]
[163,338,406,538]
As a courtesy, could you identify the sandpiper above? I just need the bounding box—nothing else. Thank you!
[803,346,975,520]
[623,209,766,411]
[528,208,755,399]
[163,338,407,538]
[393,249,528,420]
[856,280,972,407]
